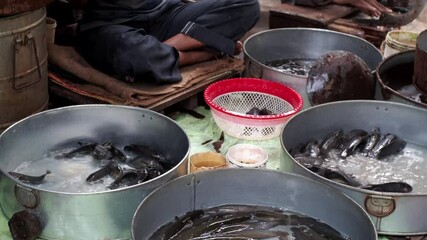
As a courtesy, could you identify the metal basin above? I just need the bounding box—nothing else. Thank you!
[243,28,383,109]
[0,105,190,240]
[281,100,427,235]
[131,168,377,240]
[376,50,427,109]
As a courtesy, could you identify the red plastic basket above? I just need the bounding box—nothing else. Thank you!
[204,78,303,140]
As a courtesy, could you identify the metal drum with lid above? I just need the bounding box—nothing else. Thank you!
[0,7,49,132]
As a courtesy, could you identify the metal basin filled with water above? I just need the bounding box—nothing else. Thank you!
[132,168,377,239]
[0,105,190,240]
[377,50,427,108]
[243,28,383,109]
[281,100,427,235]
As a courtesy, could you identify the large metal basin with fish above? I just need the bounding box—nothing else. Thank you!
[376,50,427,108]
[132,168,377,239]
[281,100,427,235]
[243,28,383,109]
[0,105,190,240]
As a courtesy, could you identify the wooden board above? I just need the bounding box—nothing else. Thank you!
[269,3,356,28]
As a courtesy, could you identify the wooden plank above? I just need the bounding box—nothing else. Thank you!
[269,3,356,27]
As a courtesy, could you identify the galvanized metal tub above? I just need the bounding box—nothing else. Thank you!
[243,28,383,109]
[376,50,427,109]
[281,100,427,235]
[0,105,190,240]
[131,168,377,240]
[0,8,49,132]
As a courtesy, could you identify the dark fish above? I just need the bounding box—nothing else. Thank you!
[258,108,273,115]
[108,169,148,190]
[86,160,122,182]
[225,230,289,239]
[339,129,369,158]
[124,144,166,162]
[92,142,126,162]
[288,143,307,157]
[305,139,322,158]
[376,137,407,160]
[291,227,314,240]
[9,170,51,184]
[362,182,413,193]
[246,107,260,115]
[212,132,224,153]
[58,143,97,159]
[296,217,346,240]
[127,156,165,171]
[181,214,252,239]
[294,156,325,169]
[361,127,381,154]
[163,210,205,240]
[147,168,163,180]
[320,129,343,155]
[367,134,406,159]
[318,167,362,187]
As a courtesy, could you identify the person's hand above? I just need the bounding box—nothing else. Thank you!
[332,0,392,17]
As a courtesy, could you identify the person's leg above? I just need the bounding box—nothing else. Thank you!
[76,25,182,83]
[152,0,260,56]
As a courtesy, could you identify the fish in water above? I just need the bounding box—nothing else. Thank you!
[58,142,97,159]
[124,144,166,162]
[294,156,325,169]
[108,169,149,190]
[339,129,369,158]
[9,170,51,184]
[320,129,343,156]
[361,127,381,155]
[376,136,407,160]
[362,182,413,193]
[150,205,350,240]
[304,139,322,158]
[86,160,122,183]
[91,142,126,162]
[367,134,406,159]
[288,143,307,158]
[124,144,173,169]
[317,167,362,187]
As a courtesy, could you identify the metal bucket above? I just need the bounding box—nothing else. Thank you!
[376,50,427,109]
[0,8,49,132]
[132,168,377,240]
[243,28,383,109]
[0,105,190,240]
[281,100,427,235]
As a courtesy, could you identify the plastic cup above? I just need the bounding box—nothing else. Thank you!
[384,30,418,58]
[226,143,268,168]
[189,152,227,173]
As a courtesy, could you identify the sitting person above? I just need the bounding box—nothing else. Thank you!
[69,0,260,84]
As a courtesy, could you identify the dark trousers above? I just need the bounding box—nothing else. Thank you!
[77,0,260,83]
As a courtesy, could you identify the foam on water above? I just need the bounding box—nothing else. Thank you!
[264,59,317,77]
[323,142,427,193]
[13,149,129,193]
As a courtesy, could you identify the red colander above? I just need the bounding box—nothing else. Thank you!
[204,78,303,140]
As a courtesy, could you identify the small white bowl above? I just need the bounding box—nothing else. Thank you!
[226,144,268,168]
